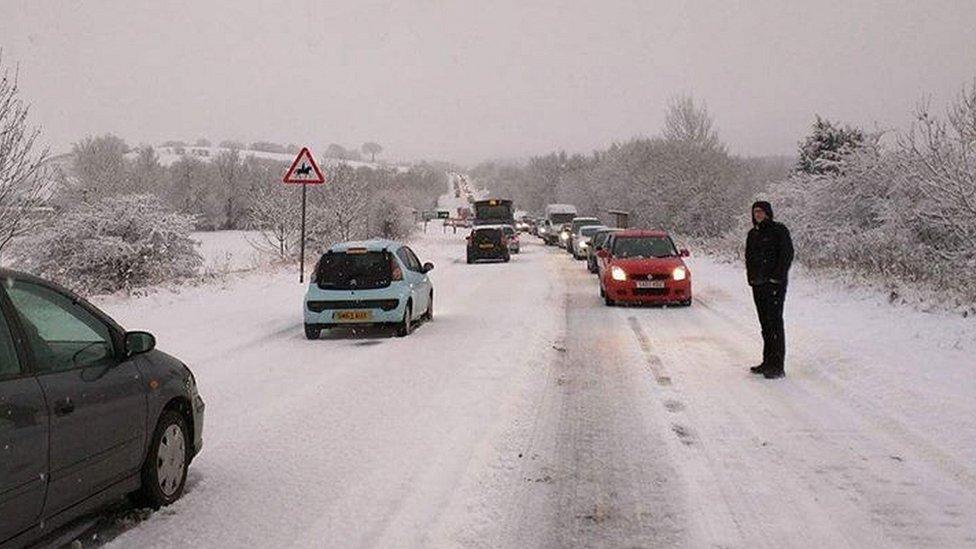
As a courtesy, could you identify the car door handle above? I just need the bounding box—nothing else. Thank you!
[54,398,75,416]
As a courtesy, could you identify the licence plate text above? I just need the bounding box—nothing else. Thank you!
[333,310,372,321]
[635,280,666,289]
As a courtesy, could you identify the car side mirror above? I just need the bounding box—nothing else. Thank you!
[680,249,690,257]
[125,331,156,357]
[422,262,434,273]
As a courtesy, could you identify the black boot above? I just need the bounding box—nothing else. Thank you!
[750,364,765,374]
[763,369,785,379]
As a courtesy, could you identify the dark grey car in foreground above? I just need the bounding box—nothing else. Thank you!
[0,269,204,548]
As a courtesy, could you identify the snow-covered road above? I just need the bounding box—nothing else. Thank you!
[86,227,976,548]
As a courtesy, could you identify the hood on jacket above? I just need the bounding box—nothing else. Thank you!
[751,201,774,226]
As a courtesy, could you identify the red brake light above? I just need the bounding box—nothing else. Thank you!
[390,255,403,281]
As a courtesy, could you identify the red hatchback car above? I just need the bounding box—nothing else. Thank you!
[598,230,692,306]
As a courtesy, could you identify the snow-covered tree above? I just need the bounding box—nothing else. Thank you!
[796,116,865,175]
[24,194,202,293]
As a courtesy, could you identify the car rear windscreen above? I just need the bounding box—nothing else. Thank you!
[579,226,603,237]
[315,251,392,290]
[612,236,678,259]
[473,229,503,244]
[549,212,576,224]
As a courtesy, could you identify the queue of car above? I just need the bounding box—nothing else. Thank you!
[533,206,693,307]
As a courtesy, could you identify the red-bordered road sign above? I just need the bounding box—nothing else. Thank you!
[283,147,325,184]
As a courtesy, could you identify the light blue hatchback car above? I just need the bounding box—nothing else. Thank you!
[303,239,434,339]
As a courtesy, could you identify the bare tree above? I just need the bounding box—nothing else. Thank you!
[663,95,723,152]
[247,178,301,259]
[68,134,130,201]
[361,142,383,162]
[129,146,164,194]
[214,149,244,229]
[0,52,49,256]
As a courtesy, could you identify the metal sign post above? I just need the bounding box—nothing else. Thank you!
[283,147,326,282]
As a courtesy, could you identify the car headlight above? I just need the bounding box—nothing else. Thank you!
[560,232,569,240]
[672,267,687,281]
[579,240,589,249]
[611,266,627,281]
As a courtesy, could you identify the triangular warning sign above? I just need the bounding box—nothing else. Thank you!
[283,147,326,184]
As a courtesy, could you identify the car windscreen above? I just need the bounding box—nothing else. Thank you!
[549,212,576,224]
[611,236,678,259]
[314,251,392,290]
[579,226,603,237]
[592,232,614,248]
[501,227,515,236]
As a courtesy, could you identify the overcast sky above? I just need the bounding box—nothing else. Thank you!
[2,0,975,165]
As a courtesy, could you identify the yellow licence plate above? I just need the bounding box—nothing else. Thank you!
[479,243,494,249]
[333,310,371,321]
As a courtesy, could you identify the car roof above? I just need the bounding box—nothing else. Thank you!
[594,227,623,234]
[476,223,513,229]
[613,229,671,238]
[572,216,600,221]
[328,239,402,252]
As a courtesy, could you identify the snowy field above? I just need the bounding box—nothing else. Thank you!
[190,230,265,274]
[75,224,976,548]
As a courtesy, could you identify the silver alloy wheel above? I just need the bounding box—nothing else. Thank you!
[157,423,186,496]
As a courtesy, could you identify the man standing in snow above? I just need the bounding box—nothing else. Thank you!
[746,201,794,379]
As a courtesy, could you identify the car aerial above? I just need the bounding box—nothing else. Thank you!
[587,227,623,272]
[303,240,434,340]
[598,230,692,307]
[0,269,204,548]
[571,225,607,260]
[566,217,603,254]
[466,226,511,264]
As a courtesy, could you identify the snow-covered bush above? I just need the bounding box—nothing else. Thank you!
[23,194,202,293]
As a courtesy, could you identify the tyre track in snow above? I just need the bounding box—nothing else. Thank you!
[531,252,689,548]
[628,284,976,547]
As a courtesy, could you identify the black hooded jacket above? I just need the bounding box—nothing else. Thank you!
[746,201,794,286]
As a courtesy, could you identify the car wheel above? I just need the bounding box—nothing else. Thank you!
[304,323,320,340]
[599,285,605,297]
[135,410,189,509]
[424,293,433,321]
[680,299,692,307]
[396,303,413,337]
[604,294,615,306]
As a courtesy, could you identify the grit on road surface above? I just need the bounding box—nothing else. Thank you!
[90,228,976,549]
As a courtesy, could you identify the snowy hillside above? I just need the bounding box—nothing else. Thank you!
[125,145,408,172]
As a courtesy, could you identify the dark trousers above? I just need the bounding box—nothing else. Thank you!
[752,283,786,372]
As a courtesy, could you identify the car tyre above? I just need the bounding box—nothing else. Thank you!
[304,323,320,340]
[424,293,433,321]
[680,299,692,307]
[396,303,413,337]
[135,410,189,509]
[604,294,615,307]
